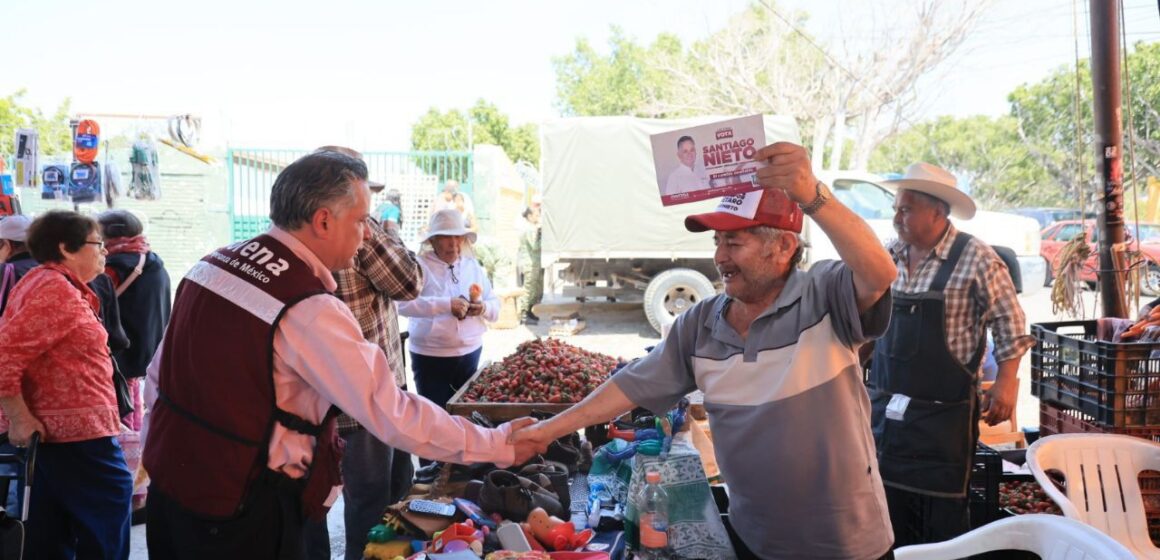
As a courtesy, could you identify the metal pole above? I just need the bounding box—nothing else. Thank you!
[1091,0,1128,318]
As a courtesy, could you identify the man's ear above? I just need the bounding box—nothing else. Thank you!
[310,207,334,239]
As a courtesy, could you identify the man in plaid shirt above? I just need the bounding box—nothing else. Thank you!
[304,148,424,560]
[868,163,1034,548]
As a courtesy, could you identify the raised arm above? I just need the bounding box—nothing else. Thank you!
[754,142,896,311]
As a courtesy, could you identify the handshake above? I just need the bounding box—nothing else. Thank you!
[504,417,558,466]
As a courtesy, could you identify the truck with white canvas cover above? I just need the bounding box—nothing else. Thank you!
[540,116,1044,334]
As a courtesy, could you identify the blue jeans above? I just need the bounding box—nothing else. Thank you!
[410,347,483,410]
[28,436,133,559]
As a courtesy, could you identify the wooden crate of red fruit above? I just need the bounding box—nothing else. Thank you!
[447,338,621,421]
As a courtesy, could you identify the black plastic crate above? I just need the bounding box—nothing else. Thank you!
[969,443,1003,529]
[1031,320,1160,427]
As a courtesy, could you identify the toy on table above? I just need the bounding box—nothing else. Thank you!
[365,523,414,560]
[522,507,594,551]
[426,519,488,556]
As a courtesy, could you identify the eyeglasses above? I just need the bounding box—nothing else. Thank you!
[84,240,105,250]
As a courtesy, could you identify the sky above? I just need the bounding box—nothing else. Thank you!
[6,0,1160,152]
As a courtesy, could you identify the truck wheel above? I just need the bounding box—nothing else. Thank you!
[1144,264,1160,296]
[644,268,716,335]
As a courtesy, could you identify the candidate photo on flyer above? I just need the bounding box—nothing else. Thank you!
[650,114,767,207]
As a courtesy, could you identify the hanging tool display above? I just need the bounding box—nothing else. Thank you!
[73,119,101,164]
[129,136,161,199]
[68,161,102,204]
[41,164,69,200]
[160,113,214,164]
[14,129,38,188]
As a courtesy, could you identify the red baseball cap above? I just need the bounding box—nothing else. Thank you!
[684,188,804,233]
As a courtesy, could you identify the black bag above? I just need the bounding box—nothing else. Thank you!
[111,354,134,419]
[0,432,39,560]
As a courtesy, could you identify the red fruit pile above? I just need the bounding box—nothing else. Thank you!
[999,481,1061,515]
[460,338,620,404]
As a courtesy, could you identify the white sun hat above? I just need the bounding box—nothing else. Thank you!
[881,162,977,220]
[0,215,32,242]
[421,208,477,244]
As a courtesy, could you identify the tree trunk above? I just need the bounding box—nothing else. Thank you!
[810,115,832,171]
[829,108,847,171]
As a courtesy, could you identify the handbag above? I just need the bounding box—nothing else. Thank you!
[110,351,134,419]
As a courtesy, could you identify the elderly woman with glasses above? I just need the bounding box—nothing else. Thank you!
[398,209,499,416]
[0,210,133,558]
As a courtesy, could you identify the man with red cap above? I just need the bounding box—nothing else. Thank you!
[513,143,898,559]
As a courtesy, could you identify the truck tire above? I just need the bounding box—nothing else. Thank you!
[643,268,716,335]
[1144,264,1160,297]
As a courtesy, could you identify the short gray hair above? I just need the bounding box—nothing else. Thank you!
[270,151,368,230]
[750,225,805,268]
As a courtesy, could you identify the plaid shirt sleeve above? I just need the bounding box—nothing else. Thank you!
[978,249,1035,363]
[356,220,423,302]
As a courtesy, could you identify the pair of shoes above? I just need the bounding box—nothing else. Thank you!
[479,470,564,522]
[520,462,570,512]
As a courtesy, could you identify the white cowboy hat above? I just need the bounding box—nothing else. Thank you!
[421,208,477,244]
[881,162,977,220]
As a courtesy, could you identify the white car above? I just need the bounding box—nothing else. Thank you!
[804,171,1045,295]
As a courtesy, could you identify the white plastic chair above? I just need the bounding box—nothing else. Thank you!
[1026,433,1160,558]
[893,514,1135,559]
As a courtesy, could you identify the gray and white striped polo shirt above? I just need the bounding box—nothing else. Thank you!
[613,260,893,559]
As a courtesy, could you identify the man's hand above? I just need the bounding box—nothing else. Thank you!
[466,302,484,317]
[8,412,44,448]
[505,417,542,464]
[509,420,554,455]
[753,142,819,205]
[450,297,469,320]
[982,375,1018,426]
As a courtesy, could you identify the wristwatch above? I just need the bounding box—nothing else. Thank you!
[799,180,829,215]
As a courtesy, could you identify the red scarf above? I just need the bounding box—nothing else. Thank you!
[105,235,150,255]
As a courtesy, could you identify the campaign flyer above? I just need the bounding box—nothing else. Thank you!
[650,114,766,206]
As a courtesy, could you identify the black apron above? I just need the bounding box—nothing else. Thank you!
[869,232,986,498]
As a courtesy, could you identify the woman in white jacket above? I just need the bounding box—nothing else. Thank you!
[398,209,499,413]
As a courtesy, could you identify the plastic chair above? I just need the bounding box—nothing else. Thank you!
[893,514,1135,559]
[1026,433,1160,558]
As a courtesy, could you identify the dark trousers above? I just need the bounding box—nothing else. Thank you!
[147,470,306,560]
[724,514,895,560]
[410,348,483,410]
[27,436,132,560]
[885,485,970,548]
[304,428,412,560]
[412,348,481,466]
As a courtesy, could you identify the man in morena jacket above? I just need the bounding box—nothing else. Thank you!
[143,151,539,559]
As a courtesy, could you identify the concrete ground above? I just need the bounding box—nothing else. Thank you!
[129,285,1102,558]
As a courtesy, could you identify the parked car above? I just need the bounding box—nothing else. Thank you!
[1007,207,1094,230]
[1040,219,1160,294]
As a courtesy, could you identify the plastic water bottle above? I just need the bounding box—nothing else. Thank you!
[637,469,671,559]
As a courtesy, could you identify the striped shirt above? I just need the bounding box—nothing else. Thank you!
[333,220,424,433]
[886,224,1034,370]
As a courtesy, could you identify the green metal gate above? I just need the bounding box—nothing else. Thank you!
[226,148,473,243]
